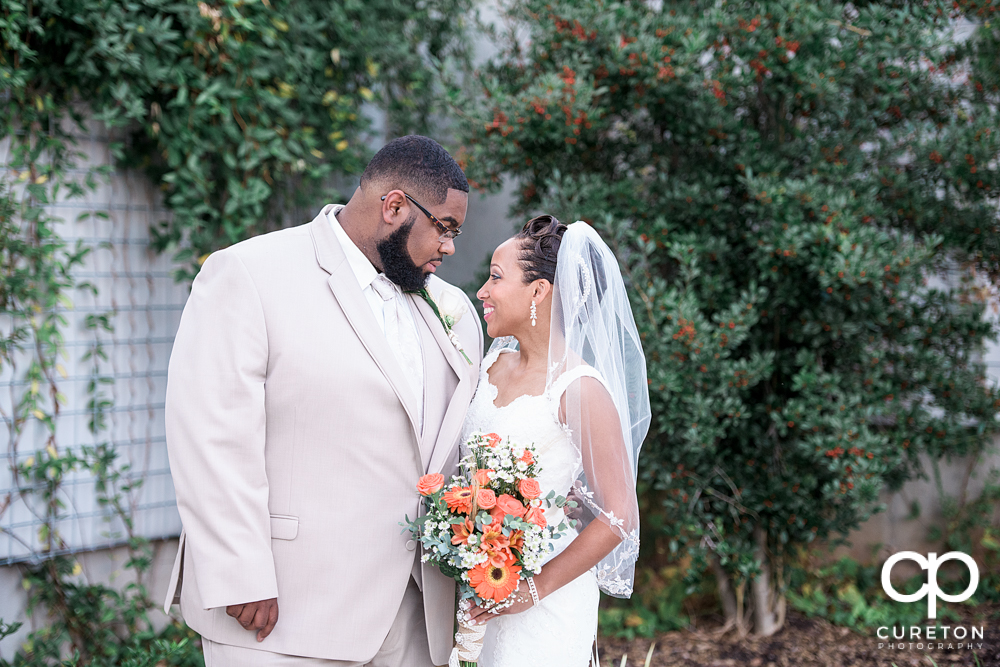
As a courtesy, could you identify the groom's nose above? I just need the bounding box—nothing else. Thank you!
[440,237,456,255]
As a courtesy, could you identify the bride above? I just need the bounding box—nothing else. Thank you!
[459,215,650,666]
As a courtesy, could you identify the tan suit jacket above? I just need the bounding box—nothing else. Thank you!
[162,204,483,664]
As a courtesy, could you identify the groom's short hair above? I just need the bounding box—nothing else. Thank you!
[360,135,469,205]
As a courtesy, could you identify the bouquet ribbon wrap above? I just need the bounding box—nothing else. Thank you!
[448,611,486,667]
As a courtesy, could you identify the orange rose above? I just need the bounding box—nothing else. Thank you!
[489,504,506,526]
[524,506,547,528]
[474,468,493,486]
[484,433,502,448]
[495,493,527,519]
[416,473,445,496]
[519,448,535,465]
[518,478,541,500]
[477,488,497,510]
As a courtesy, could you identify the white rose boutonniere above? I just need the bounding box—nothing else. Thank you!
[407,286,473,365]
[434,288,467,329]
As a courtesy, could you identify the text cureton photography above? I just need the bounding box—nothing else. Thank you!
[876,551,988,654]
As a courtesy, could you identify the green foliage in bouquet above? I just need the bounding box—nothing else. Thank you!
[456,0,1000,634]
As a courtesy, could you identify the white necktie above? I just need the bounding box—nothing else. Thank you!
[370,275,423,430]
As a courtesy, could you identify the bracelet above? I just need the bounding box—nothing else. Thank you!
[526,576,539,606]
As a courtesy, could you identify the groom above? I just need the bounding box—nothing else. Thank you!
[162,135,483,667]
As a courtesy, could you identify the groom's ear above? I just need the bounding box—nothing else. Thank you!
[379,190,408,228]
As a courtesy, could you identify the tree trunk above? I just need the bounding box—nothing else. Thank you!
[750,525,785,637]
[709,552,738,624]
[710,528,787,637]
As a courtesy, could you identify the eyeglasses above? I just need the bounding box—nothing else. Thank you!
[381,192,462,242]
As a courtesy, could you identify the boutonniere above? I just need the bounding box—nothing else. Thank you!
[409,287,473,365]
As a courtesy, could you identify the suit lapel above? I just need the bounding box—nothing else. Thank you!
[411,294,478,475]
[309,207,423,447]
[409,295,464,382]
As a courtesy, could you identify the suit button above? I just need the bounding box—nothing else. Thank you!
[405,540,416,551]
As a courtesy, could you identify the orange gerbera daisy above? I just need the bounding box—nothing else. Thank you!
[443,486,474,514]
[468,560,522,601]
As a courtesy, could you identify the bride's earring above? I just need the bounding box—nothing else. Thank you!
[530,300,537,327]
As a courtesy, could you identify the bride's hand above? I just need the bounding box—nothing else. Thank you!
[564,481,585,523]
[463,591,535,625]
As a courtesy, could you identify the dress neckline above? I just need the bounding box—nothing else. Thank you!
[484,348,547,411]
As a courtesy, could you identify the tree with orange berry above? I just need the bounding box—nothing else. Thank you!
[457,0,1000,636]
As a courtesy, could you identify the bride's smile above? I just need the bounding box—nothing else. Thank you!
[477,238,552,341]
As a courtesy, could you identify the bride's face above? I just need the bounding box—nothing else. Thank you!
[476,239,534,339]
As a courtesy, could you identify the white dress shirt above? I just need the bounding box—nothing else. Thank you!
[327,205,424,430]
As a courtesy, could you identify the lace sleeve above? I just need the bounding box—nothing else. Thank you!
[551,369,640,597]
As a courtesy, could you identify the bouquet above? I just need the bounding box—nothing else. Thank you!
[404,431,572,667]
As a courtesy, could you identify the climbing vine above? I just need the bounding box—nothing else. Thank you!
[1,0,471,662]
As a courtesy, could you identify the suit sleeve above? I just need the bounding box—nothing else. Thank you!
[165,249,276,609]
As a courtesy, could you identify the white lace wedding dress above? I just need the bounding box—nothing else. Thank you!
[459,347,602,667]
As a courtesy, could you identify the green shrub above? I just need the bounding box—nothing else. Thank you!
[787,555,943,633]
[599,561,693,639]
[930,467,1000,604]
[457,0,1000,634]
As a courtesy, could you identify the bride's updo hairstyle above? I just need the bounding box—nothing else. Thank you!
[514,214,569,284]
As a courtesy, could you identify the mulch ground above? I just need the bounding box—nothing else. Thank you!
[597,606,1000,667]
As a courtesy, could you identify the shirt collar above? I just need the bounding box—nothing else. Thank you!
[327,204,380,292]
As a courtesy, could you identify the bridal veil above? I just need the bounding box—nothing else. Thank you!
[491,221,650,597]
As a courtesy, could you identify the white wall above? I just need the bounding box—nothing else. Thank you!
[0,120,192,657]
[0,125,188,563]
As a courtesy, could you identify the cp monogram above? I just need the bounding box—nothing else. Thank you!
[881,551,979,619]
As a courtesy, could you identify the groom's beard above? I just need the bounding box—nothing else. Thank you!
[377,214,427,292]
